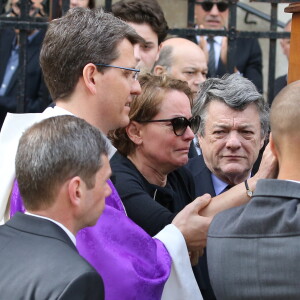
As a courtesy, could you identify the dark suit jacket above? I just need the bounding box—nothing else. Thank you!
[207,179,300,299]
[185,155,216,300]
[186,154,216,198]
[0,213,104,299]
[211,38,263,93]
[273,74,287,101]
[0,28,50,129]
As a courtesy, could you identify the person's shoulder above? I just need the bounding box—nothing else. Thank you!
[208,204,246,237]
[110,152,145,191]
[110,151,140,176]
[236,37,261,52]
[59,269,104,300]
[185,155,206,175]
[169,165,195,190]
[110,151,130,169]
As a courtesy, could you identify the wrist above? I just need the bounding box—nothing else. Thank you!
[244,179,254,197]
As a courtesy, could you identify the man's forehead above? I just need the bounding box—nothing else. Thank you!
[115,39,138,66]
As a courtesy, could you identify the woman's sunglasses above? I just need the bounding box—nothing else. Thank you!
[198,1,229,12]
[137,116,201,137]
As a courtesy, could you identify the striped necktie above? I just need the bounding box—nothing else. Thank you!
[207,36,216,76]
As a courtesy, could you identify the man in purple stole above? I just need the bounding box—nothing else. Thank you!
[0,8,212,300]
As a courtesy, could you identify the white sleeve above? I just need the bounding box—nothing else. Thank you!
[155,224,203,300]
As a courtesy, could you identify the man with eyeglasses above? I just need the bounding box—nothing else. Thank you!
[194,0,263,93]
[0,7,211,300]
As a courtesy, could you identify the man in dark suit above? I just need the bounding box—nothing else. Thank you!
[194,1,263,93]
[0,0,50,129]
[0,115,110,299]
[207,80,300,300]
[186,73,270,299]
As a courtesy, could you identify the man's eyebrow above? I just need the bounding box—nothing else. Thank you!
[143,41,155,46]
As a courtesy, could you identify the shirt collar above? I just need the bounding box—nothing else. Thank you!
[211,172,252,195]
[206,35,223,46]
[25,211,76,245]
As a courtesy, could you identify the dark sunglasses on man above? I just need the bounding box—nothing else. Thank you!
[196,1,229,12]
[137,116,201,137]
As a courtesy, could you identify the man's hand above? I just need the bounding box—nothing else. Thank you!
[220,36,228,65]
[220,36,239,73]
[255,142,278,180]
[172,194,212,251]
[189,250,203,266]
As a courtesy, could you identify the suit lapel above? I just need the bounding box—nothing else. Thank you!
[187,155,216,197]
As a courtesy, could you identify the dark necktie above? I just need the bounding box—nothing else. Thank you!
[207,36,216,76]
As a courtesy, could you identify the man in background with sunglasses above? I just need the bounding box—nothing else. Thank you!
[186,73,270,299]
[194,0,263,93]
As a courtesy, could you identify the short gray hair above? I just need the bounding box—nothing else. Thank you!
[193,73,269,137]
[16,115,109,210]
[153,45,173,70]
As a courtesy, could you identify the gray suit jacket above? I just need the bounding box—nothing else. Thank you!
[207,179,300,299]
[0,213,104,299]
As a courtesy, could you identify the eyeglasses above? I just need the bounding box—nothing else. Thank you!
[94,63,140,80]
[137,116,201,136]
[197,1,229,12]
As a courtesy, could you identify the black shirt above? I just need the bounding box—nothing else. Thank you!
[110,151,196,236]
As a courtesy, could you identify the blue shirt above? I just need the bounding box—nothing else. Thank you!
[0,31,39,96]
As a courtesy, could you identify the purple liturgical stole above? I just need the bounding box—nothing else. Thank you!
[10,179,171,300]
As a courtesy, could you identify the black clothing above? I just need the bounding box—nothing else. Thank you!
[0,28,50,129]
[273,74,287,103]
[110,151,195,237]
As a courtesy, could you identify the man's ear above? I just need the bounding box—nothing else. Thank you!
[153,65,167,76]
[82,63,99,95]
[269,132,278,159]
[126,121,143,145]
[68,176,84,208]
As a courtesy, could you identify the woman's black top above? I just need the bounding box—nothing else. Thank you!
[110,151,196,236]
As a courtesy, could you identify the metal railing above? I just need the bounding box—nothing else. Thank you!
[169,0,294,103]
[0,0,296,111]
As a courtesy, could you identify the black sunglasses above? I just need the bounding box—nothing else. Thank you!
[137,116,200,136]
[197,1,229,12]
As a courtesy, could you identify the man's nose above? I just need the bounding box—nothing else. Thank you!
[131,79,142,95]
[210,4,220,15]
[226,132,242,149]
[193,72,206,86]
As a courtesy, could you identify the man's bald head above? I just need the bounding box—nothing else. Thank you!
[271,80,300,150]
[153,37,208,96]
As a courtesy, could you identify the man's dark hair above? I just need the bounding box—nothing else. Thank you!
[112,0,169,45]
